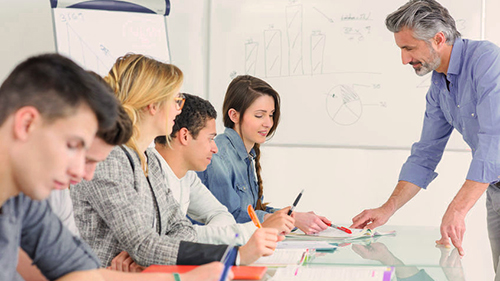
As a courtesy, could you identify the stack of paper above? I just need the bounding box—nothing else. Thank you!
[251,249,307,266]
[276,240,337,250]
[269,266,394,281]
[287,227,396,240]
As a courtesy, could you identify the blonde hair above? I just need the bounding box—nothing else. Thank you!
[104,54,183,174]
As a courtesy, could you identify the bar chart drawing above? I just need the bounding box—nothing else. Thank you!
[264,28,283,77]
[310,31,326,75]
[245,40,259,75]
[286,4,304,76]
[326,85,363,126]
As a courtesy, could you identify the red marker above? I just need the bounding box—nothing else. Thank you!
[328,223,352,234]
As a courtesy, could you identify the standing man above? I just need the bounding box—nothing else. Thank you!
[351,0,500,277]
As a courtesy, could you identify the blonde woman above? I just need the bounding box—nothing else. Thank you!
[71,54,280,269]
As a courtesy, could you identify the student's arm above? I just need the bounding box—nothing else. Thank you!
[187,173,238,226]
[19,196,101,281]
[72,148,196,267]
[254,209,271,223]
[185,173,256,244]
[289,211,331,234]
[17,248,47,281]
[55,262,229,281]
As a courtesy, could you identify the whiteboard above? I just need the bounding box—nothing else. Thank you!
[53,8,170,76]
[485,0,500,47]
[208,0,481,150]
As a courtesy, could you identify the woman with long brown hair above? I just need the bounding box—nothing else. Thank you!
[198,75,331,234]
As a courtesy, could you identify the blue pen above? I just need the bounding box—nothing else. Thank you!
[219,233,239,281]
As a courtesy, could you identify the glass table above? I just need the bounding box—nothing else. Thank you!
[251,225,465,281]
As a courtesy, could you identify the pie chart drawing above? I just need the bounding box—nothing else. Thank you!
[326,85,363,125]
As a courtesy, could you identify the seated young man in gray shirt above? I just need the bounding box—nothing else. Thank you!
[1,54,227,281]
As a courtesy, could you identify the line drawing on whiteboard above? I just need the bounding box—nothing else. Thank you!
[343,25,372,41]
[62,23,114,74]
[264,27,282,77]
[310,30,326,75]
[313,6,334,23]
[286,4,304,76]
[326,85,363,126]
[456,19,466,31]
[245,40,259,75]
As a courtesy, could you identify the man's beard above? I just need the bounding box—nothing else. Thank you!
[411,46,441,76]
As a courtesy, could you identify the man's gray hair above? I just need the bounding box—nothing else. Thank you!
[386,0,461,44]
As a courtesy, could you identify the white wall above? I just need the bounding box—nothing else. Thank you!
[166,0,210,96]
[0,0,56,81]
[0,0,494,280]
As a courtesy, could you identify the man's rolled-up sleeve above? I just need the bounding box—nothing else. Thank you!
[399,85,454,189]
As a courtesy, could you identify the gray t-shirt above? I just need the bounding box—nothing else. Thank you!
[0,193,100,280]
[47,189,80,236]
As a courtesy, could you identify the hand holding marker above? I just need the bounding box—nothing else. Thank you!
[328,223,352,234]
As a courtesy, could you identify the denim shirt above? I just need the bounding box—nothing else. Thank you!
[197,128,272,223]
[399,38,500,188]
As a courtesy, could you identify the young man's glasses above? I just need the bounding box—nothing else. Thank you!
[174,93,186,110]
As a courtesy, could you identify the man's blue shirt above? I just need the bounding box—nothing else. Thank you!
[400,38,500,188]
[0,193,100,280]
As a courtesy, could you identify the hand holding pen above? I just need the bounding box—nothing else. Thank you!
[248,204,262,228]
[241,205,284,264]
[285,189,333,234]
[261,207,295,235]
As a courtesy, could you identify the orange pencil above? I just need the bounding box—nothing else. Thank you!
[247,204,262,228]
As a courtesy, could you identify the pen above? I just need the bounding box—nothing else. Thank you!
[247,204,262,228]
[287,189,305,216]
[328,223,352,234]
[219,233,239,281]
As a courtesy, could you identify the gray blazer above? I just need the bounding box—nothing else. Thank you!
[71,146,196,267]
